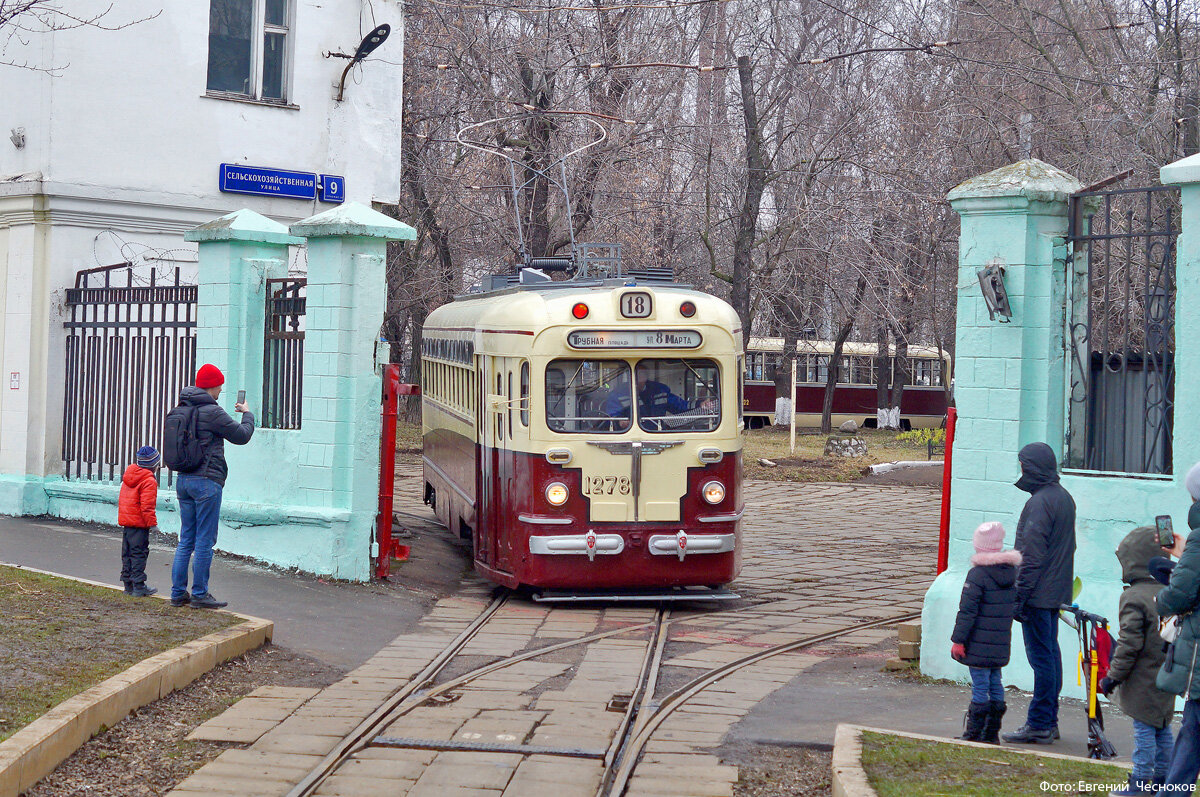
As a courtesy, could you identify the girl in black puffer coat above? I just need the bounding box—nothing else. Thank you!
[951,521,1023,743]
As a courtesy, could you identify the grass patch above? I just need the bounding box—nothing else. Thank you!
[0,566,238,742]
[860,731,1129,796]
[743,426,937,482]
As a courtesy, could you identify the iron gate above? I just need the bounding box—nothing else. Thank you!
[62,264,197,481]
[262,278,305,429]
[1066,184,1178,475]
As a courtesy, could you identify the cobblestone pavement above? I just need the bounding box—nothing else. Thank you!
[167,471,939,796]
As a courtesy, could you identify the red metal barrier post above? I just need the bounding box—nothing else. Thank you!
[937,406,957,574]
[375,366,418,580]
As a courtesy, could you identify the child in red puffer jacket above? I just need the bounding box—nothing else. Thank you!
[118,446,160,597]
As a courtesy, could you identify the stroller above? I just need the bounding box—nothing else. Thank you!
[1059,604,1118,759]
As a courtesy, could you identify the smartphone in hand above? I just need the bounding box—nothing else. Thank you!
[1157,514,1175,548]
[237,389,246,405]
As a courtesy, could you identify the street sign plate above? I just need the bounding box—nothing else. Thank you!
[319,174,346,203]
[219,163,317,200]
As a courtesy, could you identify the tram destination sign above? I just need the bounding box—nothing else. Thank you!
[567,329,702,349]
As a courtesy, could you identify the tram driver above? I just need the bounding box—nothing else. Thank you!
[601,366,717,429]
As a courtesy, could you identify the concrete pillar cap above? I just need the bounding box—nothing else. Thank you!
[184,208,304,246]
[947,158,1082,205]
[289,202,417,241]
[1161,153,1200,185]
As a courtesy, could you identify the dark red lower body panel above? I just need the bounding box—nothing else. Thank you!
[424,436,743,591]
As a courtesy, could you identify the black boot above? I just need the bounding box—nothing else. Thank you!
[130,584,157,597]
[960,701,989,742]
[122,580,134,595]
[981,701,1006,744]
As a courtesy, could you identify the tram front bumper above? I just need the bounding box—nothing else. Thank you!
[527,530,736,562]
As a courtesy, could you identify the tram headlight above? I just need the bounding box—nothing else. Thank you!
[546,482,570,506]
[701,480,725,505]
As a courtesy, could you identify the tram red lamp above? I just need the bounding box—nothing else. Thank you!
[679,301,697,318]
[546,482,570,506]
[701,480,725,505]
[571,302,590,319]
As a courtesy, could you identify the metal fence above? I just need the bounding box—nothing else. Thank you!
[263,278,306,429]
[1066,185,1178,475]
[62,264,196,482]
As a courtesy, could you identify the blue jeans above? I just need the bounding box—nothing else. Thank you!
[171,473,222,600]
[969,667,1005,703]
[1165,699,1200,790]
[1132,718,1174,782]
[1021,608,1063,730]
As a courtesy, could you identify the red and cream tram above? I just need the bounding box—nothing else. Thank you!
[420,272,744,596]
[742,338,952,430]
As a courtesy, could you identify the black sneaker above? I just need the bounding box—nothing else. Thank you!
[190,593,228,609]
[170,594,191,607]
[130,585,158,597]
[1051,725,1060,740]
[1002,725,1055,744]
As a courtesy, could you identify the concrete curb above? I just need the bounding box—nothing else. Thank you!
[830,723,1132,797]
[0,563,274,797]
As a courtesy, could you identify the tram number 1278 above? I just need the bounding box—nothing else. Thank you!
[583,475,633,496]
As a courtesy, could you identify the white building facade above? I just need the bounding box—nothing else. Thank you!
[0,0,405,511]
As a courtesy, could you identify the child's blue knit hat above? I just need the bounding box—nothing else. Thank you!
[136,446,161,468]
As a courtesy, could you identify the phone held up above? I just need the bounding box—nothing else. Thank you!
[1157,514,1175,548]
[237,389,246,407]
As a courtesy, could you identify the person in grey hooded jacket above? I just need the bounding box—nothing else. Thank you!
[1155,461,1200,791]
[1003,442,1077,745]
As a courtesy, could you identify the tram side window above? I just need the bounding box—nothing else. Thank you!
[849,355,872,385]
[912,358,940,387]
[519,362,530,426]
[546,360,631,434]
[635,359,720,433]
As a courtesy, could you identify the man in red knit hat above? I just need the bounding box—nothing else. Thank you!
[164,363,254,608]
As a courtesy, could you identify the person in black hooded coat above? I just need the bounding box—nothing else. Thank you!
[1002,442,1077,745]
[951,521,1022,743]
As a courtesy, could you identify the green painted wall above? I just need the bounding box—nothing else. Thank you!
[0,206,416,582]
[921,158,1200,701]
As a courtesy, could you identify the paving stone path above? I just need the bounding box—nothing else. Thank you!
[168,472,939,796]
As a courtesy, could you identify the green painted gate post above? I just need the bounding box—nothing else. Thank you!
[1160,157,1200,468]
[289,203,415,580]
[184,208,302,422]
[920,160,1081,689]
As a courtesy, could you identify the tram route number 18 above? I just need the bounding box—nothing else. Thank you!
[620,292,652,318]
[583,475,632,495]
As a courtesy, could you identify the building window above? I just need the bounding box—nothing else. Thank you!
[207,0,292,103]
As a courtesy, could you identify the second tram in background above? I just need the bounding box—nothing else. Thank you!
[420,251,743,599]
[742,338,952,430]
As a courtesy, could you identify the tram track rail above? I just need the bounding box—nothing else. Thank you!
[599,609,922,797]
[286,593,664,797]
[285,593,919,797]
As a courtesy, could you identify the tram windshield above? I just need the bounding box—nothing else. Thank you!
[546,359,632,433]
[634,359,720,432]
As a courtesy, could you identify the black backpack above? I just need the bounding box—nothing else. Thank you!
[163,404,205,473]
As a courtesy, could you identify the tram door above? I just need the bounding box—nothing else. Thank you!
[480,356,516,575]
[475,355,494,567]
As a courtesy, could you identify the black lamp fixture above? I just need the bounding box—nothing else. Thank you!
[336,24,391,102]
[977,260,1012,322]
